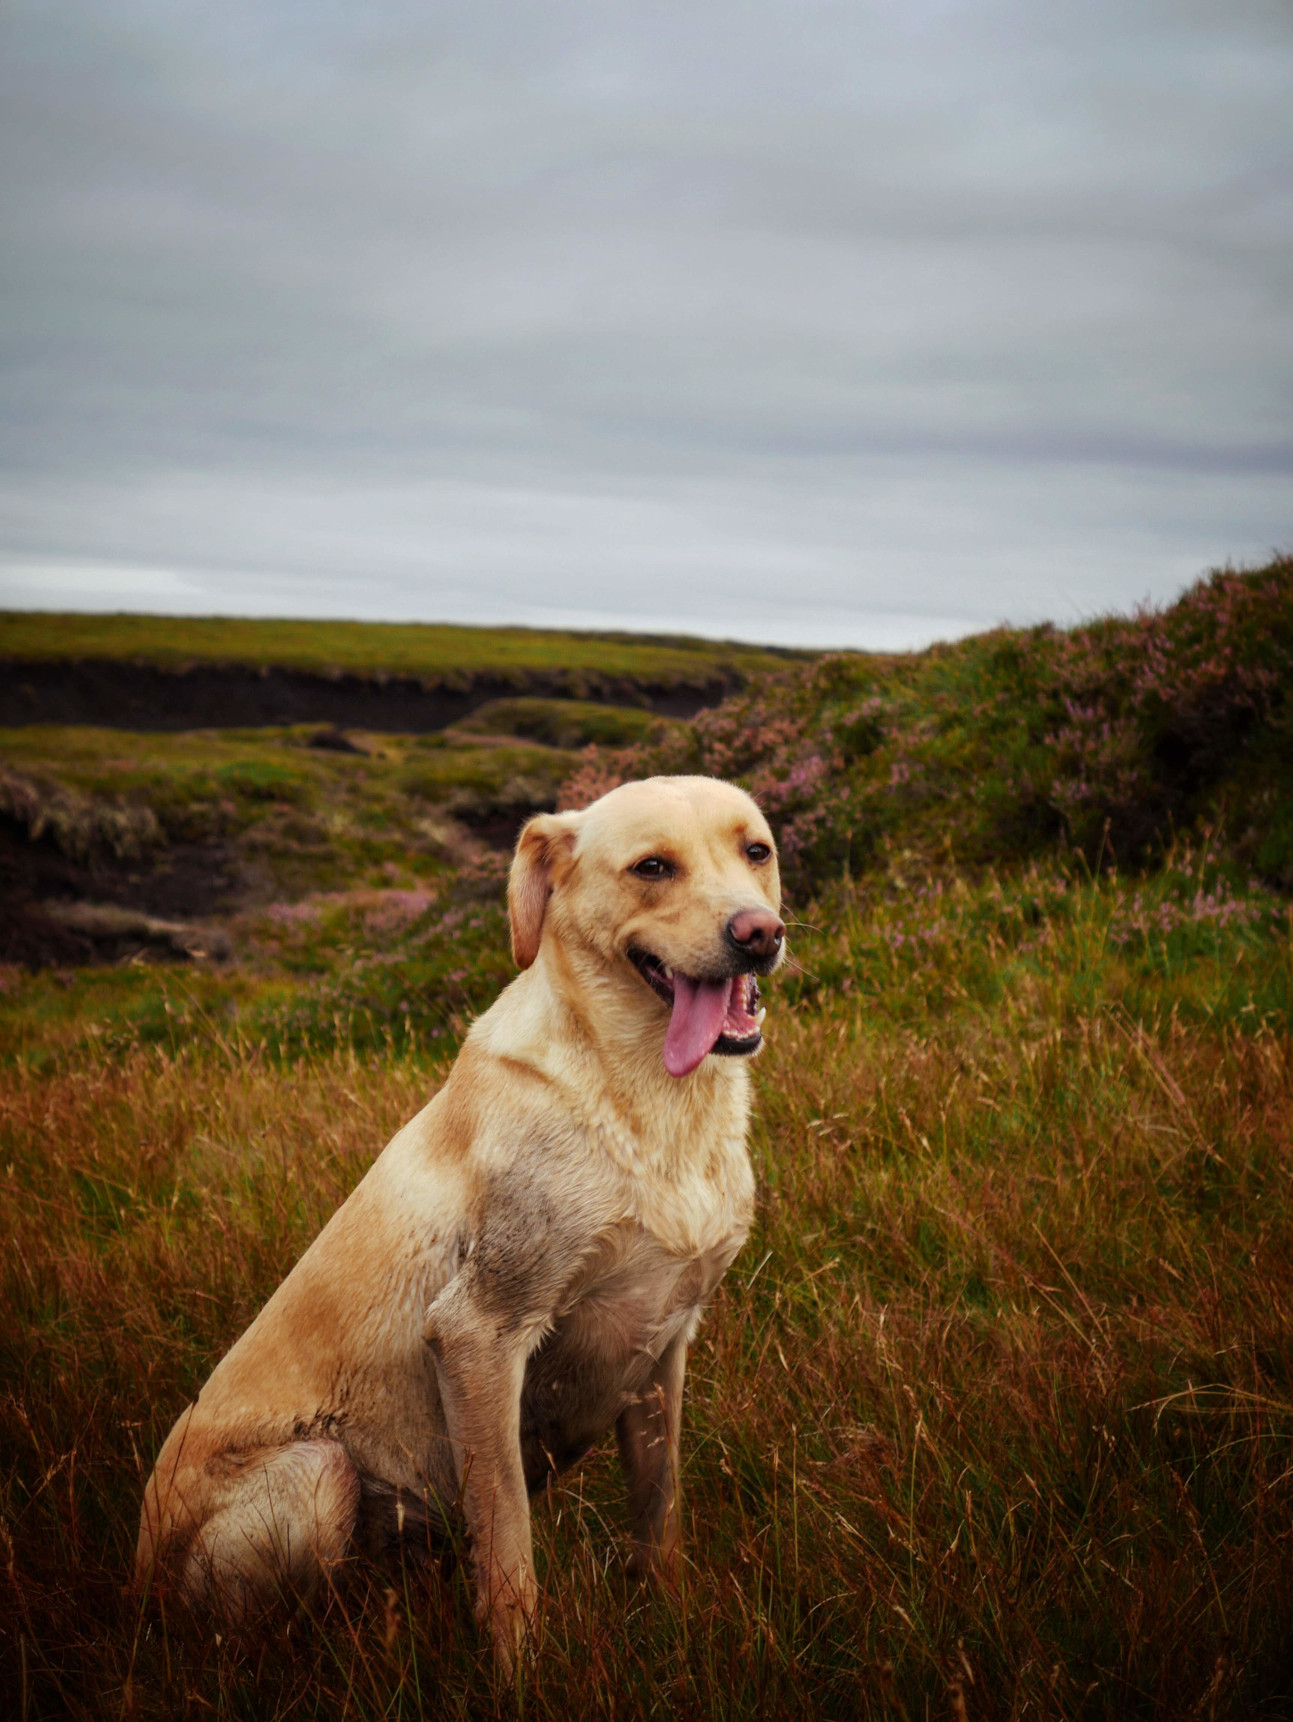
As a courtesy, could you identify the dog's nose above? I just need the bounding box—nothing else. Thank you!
[726,908,785,961]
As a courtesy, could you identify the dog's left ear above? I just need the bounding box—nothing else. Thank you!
[509,811,578,969]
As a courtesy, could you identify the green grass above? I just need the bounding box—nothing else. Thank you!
[0,611,797,681]
[452,695,669,750]
[2,723,329,815]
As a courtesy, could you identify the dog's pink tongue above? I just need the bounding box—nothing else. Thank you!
[663,974,731,1078]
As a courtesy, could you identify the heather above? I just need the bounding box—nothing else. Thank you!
[562,556,1293,894]
[3,564,1293,1719]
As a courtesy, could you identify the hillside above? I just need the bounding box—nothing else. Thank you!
[2,560,1292,1718]
[564,554,1293,893]
[0,612,801,731]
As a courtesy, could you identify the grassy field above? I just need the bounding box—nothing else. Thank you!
[3,564,1293,1718]
[0,612,796,681]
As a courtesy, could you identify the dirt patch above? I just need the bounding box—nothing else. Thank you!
[0,816,246,969]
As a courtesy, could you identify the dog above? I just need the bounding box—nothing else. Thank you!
[136,775,785,1668]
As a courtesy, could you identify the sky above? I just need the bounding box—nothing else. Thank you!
[1,0,1289,650]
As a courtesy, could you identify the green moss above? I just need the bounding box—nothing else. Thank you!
[453,696,669,750]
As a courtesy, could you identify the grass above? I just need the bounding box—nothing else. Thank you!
[453,696,667,750]
[0,613,797,682]
[3,563,1293,1717]
[3,850,1292,1718]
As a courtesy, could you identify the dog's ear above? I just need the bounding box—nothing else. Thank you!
[508,811,578,969]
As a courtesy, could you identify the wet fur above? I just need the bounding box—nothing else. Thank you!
[136,775,783,1668]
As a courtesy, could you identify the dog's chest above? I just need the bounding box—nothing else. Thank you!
[518,1227,740,1484]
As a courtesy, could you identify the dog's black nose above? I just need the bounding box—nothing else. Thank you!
[726,908,785,961]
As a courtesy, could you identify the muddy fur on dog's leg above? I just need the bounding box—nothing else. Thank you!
[617,1331,688,1582]
[357,1475,456,1573]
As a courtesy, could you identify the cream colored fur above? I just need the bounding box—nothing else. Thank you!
[136,775,784,1669]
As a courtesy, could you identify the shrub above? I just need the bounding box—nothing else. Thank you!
[560,557,1293,896]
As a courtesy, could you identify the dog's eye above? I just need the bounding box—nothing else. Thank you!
[745,842,772,865]
[630,856,674,880]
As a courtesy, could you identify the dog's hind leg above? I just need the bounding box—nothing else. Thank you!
[617,1331,688,1582]
[179,1440,361,1623]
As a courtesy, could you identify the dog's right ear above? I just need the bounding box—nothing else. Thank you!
[508,811,578,969]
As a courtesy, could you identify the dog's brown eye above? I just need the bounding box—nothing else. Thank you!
[631,856,673,880]
[746,843,771,864]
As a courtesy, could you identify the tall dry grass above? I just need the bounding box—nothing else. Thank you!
[4,872,1293,1718]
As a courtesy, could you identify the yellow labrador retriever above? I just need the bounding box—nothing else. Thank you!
[136,775,784,1666]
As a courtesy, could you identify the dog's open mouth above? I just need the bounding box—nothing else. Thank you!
[628,948,765,1078]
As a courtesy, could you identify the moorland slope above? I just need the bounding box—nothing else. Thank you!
[2,558,1292,1720]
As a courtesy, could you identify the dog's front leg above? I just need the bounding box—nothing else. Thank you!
[616,1329,687,1582]
[425,1301,535,1673]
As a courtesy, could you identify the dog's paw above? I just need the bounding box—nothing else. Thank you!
[478,1572,537,1679]
[488,1602,535,1680]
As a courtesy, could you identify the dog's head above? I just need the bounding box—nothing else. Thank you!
[509,776,785,1078]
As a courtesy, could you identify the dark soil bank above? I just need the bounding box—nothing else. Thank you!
[0,659,737,732]
[0,818,242,967]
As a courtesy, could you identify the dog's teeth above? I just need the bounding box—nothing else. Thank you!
[755,1007,766,1027]
[662,964,673,981]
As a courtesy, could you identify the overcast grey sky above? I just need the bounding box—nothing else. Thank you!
[1,1,1289,648]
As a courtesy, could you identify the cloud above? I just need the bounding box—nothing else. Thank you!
[0,556,207,611]
[1,0,1289,644]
